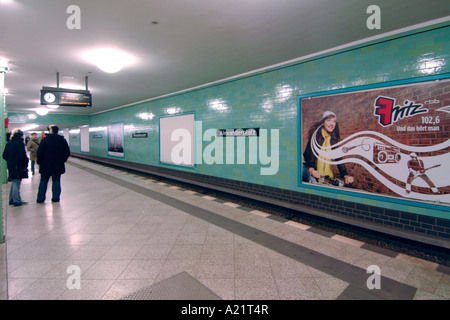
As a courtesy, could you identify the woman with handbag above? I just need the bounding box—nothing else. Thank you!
[2,128,29,206]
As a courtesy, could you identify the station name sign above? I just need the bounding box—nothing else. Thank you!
[40,86,92,107]
[132,132,148,138]
[217,128,260,137]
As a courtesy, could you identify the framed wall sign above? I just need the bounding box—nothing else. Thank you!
[299,78,449,205]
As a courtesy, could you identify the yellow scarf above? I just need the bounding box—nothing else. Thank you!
[316,128,334,178]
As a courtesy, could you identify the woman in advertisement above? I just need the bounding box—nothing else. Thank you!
[302,111,354,186]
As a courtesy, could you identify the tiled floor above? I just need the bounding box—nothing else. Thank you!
[0,157,449,300]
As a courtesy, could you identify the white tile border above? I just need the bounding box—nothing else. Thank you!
[331,234,364,247]
[284,220,311,230]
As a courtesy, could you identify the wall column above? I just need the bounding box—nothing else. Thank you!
[0,59,9,243]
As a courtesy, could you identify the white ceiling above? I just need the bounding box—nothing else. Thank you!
[1,0,450,119]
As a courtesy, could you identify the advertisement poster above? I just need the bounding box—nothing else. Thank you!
[108,123,124,157]
[300,79,449,204]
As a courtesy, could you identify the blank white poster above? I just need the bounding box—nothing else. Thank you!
[159,113,195,167]
[80,126,90,153]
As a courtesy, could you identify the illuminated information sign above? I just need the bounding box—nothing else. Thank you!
[40,87,92,107]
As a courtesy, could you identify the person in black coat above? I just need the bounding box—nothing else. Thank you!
[2,129,29,206]
[36,125,70,203]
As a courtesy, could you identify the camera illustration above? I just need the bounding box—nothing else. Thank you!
[373,142,401,164]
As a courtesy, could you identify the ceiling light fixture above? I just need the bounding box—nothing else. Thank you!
[81,48,136,73]
[0,58,8,72]
[36,107,49,116]
[46,104,60,109]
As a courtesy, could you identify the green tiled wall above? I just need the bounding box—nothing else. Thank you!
[31,24,450,219]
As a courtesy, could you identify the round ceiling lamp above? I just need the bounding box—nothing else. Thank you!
[81,48,136,73]
[36,107,48,115]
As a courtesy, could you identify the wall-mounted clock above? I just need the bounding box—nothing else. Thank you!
[43,92,56,103]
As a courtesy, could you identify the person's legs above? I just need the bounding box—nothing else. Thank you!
[51,174,61,202]
[8,180,15,205]
[37,175,50,203]
[9,179,23,206]
[30,161,35,175]
[302,164,317,183]
[405,173,414,193]
[418,175,439,194]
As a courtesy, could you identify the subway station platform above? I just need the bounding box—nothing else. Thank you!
[0,157,449,301]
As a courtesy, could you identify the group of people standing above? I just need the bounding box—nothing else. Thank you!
[2,125,70,206]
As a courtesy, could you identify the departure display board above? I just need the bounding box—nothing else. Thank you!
[40,87,92,107]
[59,91,91,106]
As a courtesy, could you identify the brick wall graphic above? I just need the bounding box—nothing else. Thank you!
[301,79,450,204]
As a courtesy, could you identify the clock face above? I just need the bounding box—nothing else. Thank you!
[43,92,56,103]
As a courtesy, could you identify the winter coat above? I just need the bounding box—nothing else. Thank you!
[37,133,71,176]
[26,138,40,161]
[2,136,29,179]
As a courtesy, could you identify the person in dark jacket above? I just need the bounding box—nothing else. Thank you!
[36,125,70,203]
[2,129,29,206]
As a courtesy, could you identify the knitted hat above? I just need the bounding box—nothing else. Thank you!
[322,110,336,120]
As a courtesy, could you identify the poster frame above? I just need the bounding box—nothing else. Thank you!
[80,125,90,153]
[297,73,450,211]
[107,122,125,158]
[158,111,197,169]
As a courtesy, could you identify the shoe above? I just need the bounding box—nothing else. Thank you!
[51,199,60,203]
[36,200,45,203]
[13,201,28,207]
